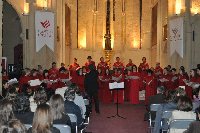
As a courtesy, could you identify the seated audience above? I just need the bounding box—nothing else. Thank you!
[64,84,84,128]
[27,104,60,133]
[184,106,200,133]
[153,90,178,133]
[0,100,15,129]
[8,119,27,133]
[14,86,34,124]
[144,86,166,121]
[193,87,200,111]
[49,94,72,126]
[73,84,86,119]
[168,96,196,133]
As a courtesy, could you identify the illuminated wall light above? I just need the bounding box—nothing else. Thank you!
[36,0,48,9]
[132,38,140,49]
[191,1,200,15]
[23,0,29,15]
[79,31,86,49]
[175,0,182,14]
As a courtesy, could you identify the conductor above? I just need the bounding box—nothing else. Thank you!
[84,64,100,114]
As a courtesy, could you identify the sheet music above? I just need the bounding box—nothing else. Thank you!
[29,79,41,86]
[109,82,124,89]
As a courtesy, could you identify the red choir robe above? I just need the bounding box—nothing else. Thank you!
[196,77,200,84]
[97,61,109,73]
[186,77,197,99]
[154,66,163,78]
[69,63,80,83]
[2,75,9,81]
[57,72,69,88]
[85,61,96,72]
[138,62,149,73]
[126,63,135,70]
[113,62,124,72]
[101,74,112,103]
[112,73,124,104]
[48,68,59,90]
[144,75,156,105]
[124,74,131,101]
[77,75,85,92]
[129,72,141,104]
[170,74,179,90]
[178,73,189,86]
[158,74,172,90]
[19,75,32,91]
[138,62,149,90]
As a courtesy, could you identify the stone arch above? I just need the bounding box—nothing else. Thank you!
[5,0,25,32]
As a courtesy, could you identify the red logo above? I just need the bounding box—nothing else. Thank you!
[40,20,50,29]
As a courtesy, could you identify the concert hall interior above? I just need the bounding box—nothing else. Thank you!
[1,0,200,133]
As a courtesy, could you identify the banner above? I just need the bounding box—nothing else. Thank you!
[169,17,183,58]
[35,11,54,52]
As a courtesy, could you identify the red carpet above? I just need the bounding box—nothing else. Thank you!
[86,102,148,133]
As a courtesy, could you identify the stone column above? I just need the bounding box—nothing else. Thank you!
[184,0,192,71]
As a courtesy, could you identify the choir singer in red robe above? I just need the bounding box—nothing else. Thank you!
[112,68,124,104]
[97,57,109,74]
[144,69,156,105]
[85,56,96,72]
[127,65,141,104]
[113,57,124,72]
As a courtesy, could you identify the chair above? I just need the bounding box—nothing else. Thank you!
[161,111,172,133]
[68,113,78,133]
[168,119,195,133]
[84,99,90,125]
[149,104,161,133]
[54,124,71,133]
[24,124,32,130]
[84,99,89,106]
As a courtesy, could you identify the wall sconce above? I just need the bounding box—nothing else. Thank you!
[175,0,185,15]
[23,0,29,15]
[79,30,86,49]
[175,0,182,15]
[36,0,49,10]
[191,1,200,15]
[132,38,140,49]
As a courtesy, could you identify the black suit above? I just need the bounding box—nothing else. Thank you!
[84,70,100,113]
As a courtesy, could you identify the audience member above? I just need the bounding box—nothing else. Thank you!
[49,94,72,126]
[73,84,86,119]
[27,104,60,133]
[153,90,178,133]
[184,106,200,133]
[0,100,15,126]
[64,84,84,128]
[8,119,27,133]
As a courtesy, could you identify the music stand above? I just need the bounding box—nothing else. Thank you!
[107,82,126,119]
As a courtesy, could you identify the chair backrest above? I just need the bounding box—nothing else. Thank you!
[84,99,89,106]
[54,124,71,133]
[162,111,172,119]
[150,104,161,112]
[68,113,77,123]
[169,119,194,129]
[24,124,32,130]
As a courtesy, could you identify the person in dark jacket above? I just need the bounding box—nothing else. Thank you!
[64,84,84,128]
[84,64,100,113]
